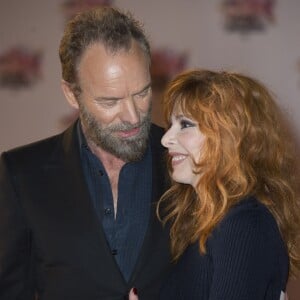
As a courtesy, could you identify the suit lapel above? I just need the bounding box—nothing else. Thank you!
[128,125,170,284]
[43,122,126,289]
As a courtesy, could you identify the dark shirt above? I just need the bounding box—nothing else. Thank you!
[77,123,152,281]
[160,197,289,299]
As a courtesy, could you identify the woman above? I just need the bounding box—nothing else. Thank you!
[130,69,300,299]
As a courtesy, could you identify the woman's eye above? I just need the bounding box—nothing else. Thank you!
[180,119,195,129]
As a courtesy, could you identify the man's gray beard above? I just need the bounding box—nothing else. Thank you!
[79,104,151,162]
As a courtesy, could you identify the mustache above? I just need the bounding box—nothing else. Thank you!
[107,118,148,132]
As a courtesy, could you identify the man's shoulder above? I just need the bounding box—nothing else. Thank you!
[4,133,62,159]
[2,123,76,165]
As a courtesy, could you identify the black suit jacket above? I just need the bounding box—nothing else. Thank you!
[0,122,170,300]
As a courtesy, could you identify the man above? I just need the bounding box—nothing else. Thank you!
[0,7,170,300]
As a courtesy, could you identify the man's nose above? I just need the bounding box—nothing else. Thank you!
[120,98,140,124]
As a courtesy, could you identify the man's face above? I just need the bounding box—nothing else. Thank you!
[76,42,152,162]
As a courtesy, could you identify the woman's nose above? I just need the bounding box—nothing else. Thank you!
[161,128,175,148]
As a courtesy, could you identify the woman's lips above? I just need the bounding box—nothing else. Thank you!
[169,153,187,166]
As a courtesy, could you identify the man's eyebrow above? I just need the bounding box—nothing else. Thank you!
[132,82,152,96]
[94,95,121,102]
[93,82,152,102]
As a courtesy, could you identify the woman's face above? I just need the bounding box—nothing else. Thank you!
[161,107,205,188]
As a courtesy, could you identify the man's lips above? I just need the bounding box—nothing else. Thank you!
[117,127,140,138]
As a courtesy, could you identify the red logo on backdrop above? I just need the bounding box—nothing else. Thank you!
[221,0,276,34]
[0,46,42,89]
[62,0,113,21]
[151,48,188,90]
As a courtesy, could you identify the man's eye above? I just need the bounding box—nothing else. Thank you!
[99,100,118,108]
[135,87,151,99]
[180,119,195,129]
[139,91,148,97]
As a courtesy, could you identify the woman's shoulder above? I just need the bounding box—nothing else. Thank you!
[213,196,284,248]
[209,196,289,285]
[222,196,275,226]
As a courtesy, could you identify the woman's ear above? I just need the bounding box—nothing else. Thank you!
[61,80,79,110]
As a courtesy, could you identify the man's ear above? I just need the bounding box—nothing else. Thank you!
[61,80,79,110]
